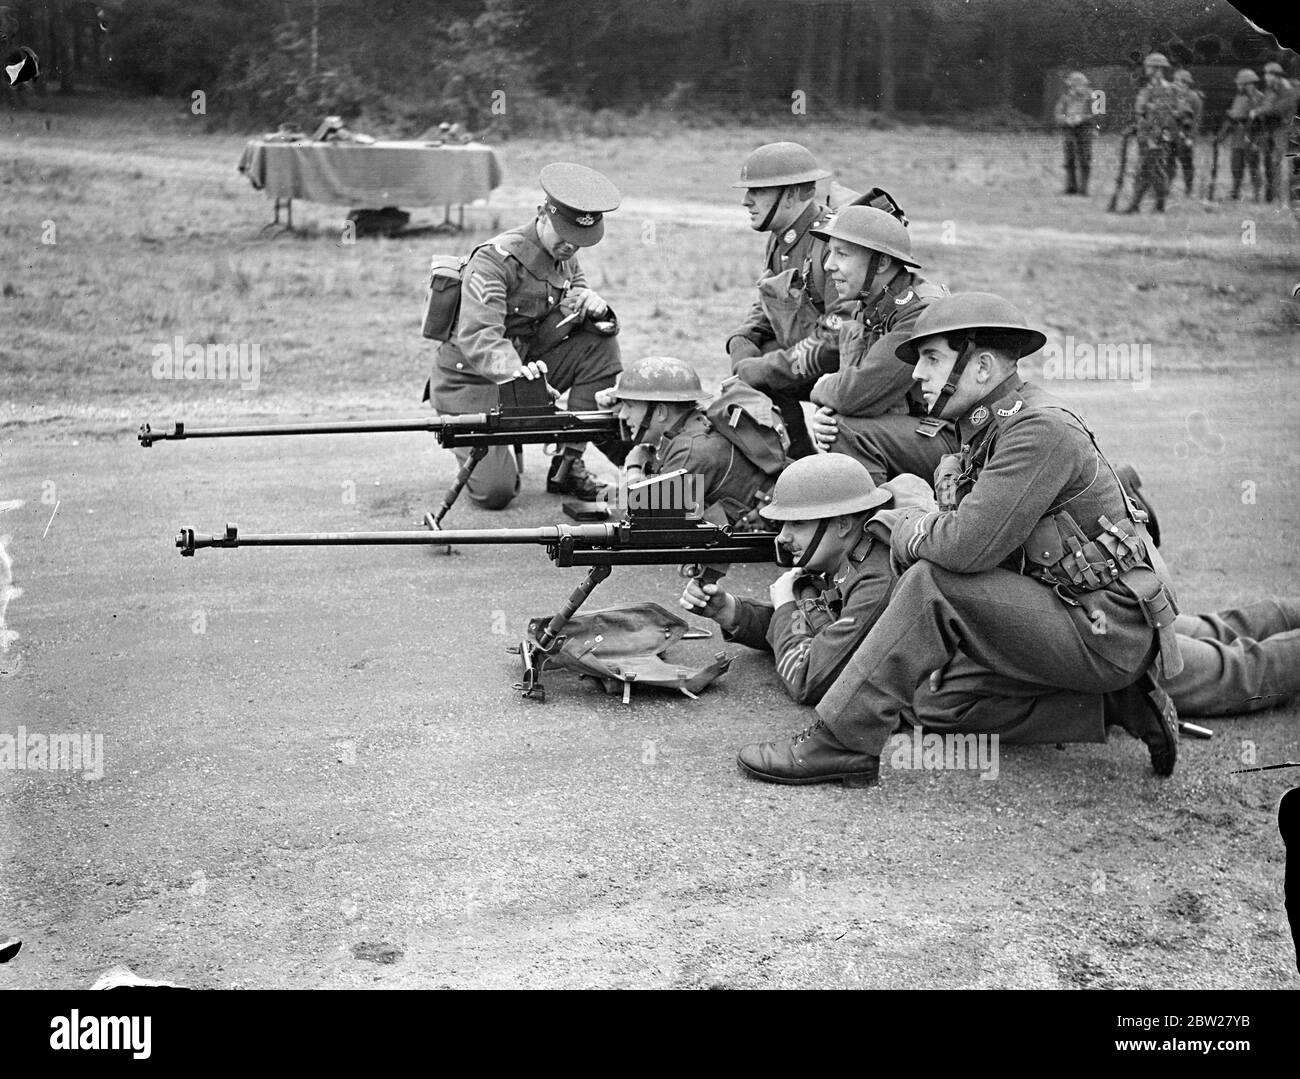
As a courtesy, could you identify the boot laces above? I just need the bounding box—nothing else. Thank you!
[792,720,825,745]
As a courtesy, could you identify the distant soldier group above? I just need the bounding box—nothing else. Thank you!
[1051,52,1296,211]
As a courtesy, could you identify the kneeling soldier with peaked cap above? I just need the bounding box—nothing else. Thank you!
[806,205,957,483]
[426,162,627,508]
[736,293,1182,788]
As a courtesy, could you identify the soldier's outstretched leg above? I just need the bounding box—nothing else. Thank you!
[1163,599,1300,716]
[829,412,959,484]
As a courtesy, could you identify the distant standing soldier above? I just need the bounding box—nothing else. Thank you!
[1252,61,1300,204]
[726,142,845,461]
[1222,69,1263,200]
[1169,69,1204,197]
[425,163,627,507]
[1123,52,1181,214]
[1220,69,1265,201]
[1053,71,1096,195]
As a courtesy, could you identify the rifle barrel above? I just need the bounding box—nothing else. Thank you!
[177,522,618,553]
[139,410,618,447]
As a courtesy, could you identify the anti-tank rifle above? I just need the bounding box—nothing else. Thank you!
[176,473,783,701]
[140,377,621,531]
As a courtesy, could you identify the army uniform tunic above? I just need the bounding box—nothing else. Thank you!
[634,411,771,527]
[730,201,847,459]
[810,268,959,483]
[428,222,622,508]
[1053,86,1096,194]
[814,377,1175,756]
[1222,85,1266,198]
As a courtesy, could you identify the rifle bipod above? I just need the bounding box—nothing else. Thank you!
[510,564,613,702]
[423,444,489,553]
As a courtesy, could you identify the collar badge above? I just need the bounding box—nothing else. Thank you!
[969,405,990,427]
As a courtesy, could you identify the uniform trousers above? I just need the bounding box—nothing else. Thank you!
[816,562,1158,757]
[430,329,622,509]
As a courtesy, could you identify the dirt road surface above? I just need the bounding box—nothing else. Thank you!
[3,374,1298,989]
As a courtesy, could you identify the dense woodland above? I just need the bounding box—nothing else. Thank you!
[1,0,1292,132]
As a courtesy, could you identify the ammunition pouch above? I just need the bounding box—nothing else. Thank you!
[421,253,470,341]
[1021,511,1146,591]
[1022,511,1183,678]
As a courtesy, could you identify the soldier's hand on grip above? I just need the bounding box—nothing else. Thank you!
[680,578,737,627]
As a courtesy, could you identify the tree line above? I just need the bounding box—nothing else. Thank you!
[2,0,1289,132]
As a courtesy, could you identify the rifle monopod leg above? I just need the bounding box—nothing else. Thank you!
[424,445,489,539]
[515,563,613,701]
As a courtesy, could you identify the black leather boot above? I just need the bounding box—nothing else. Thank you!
[737,719,880,787]
[547,452,606,500]
[1104,673,1178,776]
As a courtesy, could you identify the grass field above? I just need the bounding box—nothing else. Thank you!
[3,95,1300,990]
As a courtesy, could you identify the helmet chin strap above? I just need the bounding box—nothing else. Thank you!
[793,519,831,569]
[619,404,655,446]
[759,186,789,233]
[927,334,979,420]
[857,252,884,303]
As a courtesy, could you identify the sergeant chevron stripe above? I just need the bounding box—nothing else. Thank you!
[907,511,938,561]
[465,272,506,308]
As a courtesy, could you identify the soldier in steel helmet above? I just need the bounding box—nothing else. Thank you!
[805,205,958,484]
[688,454,1300,746]
[1123,52,1181,213]
[1251,61,1299,203]
[681,455,935,710]
[725,142,847,460]
[597,356,784,527]
[735,292,1183,789]
[425,163,628,509]
[1053,71,1097,196]
[1168,69,1204,197]
[1220,69,1265,201]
